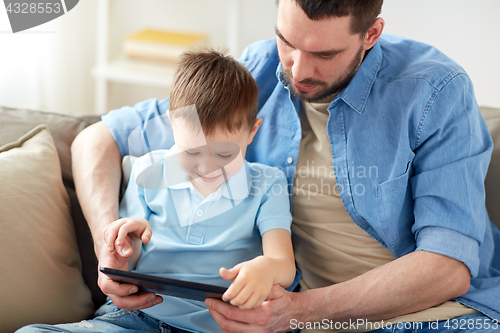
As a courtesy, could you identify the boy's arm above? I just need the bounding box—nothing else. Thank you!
[261,229,295,288]
[220,228,295,309]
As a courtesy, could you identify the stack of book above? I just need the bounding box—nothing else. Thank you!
[123,28,209,64]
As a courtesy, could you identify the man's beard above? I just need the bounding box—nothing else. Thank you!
[281,46,364,103]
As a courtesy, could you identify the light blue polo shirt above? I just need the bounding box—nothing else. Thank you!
[119,148,292,333]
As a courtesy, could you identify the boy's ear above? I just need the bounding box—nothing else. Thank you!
[247,118,263,145]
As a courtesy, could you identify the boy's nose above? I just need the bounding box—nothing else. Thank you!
[198,157,215,176]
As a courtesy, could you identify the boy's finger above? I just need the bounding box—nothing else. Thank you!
[104,224,121,251]
[230,286,254,308]
[222,278,245,302]
[219,267,237,280]
[245,293,265,309]
[140,224,153,244]
[104,219,128,251]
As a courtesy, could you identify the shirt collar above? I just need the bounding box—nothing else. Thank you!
[276,39,383,115]
[220,162,249,201]
[163,146,250,200]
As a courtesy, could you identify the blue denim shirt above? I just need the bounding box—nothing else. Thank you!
[102,34,500,321]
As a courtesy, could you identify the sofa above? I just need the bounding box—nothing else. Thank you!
[0,105,499,332]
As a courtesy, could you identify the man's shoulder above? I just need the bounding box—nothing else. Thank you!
[378,34,467,90]
[239,38,278,63]
[238,38,280,79]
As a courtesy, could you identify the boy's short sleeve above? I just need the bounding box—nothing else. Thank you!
[255,167,292,235]
[101,98,171,157]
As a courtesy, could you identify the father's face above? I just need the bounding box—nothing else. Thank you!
[276,0,367,102]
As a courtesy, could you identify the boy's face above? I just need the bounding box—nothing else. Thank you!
[170,115,261,193]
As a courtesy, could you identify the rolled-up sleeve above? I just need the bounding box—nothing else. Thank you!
[410,73,493,277]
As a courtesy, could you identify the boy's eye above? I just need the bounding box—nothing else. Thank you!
[185,151,199,156]
[218,154,232,159]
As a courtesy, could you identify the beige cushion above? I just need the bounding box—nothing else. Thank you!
[0,125,94,332]
[0,107,105,309]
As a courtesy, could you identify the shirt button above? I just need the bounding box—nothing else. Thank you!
[196,210,203,217]
[287,157,293,164]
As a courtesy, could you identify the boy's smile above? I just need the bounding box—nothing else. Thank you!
[169,112,262,197]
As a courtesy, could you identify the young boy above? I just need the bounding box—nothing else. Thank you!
[18,49,295,333]
[103,49,296,333]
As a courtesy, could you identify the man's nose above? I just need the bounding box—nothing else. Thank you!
[291,50,314,83]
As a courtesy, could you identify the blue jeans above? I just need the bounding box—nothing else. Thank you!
[18,270,302,333]
[368,312,499,333]
[16,299,194,333]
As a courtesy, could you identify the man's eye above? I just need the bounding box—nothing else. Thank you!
[185,151,199,156]
[279,38,292,49]
[317,54,335,60]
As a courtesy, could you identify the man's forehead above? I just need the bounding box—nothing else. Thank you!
[276,1,356,51]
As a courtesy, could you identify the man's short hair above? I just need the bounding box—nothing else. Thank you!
[277,0,383,35]
[169,49,259,137]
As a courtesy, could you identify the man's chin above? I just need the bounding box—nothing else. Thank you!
[290,86,334,103]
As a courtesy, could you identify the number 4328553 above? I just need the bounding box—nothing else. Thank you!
[6,3,61,14]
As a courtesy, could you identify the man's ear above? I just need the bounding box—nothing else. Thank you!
[247,118,263,145]
[363,17,385,50]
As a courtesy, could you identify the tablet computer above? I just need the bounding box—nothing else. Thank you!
[100,267,227,302]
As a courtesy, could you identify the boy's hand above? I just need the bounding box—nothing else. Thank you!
[103,217,152,257]
[98,217,161,311]
[220,256,275,309]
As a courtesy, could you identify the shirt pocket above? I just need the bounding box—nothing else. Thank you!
[376,162,411,223]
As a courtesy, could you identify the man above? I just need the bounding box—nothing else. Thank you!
[72,0,500,332]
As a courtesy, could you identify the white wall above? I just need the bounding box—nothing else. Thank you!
[0,0,498,115]
[381,0,500,108]
[0,0,97,114]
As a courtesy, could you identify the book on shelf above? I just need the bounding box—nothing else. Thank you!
[123,28,209,64]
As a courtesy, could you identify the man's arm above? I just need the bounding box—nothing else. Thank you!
[71,121,162,310]
[71,121,121,254]
[206,250,470,333]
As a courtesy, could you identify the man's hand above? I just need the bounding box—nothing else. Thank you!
[97,238,163,311]
[206,284,300,333]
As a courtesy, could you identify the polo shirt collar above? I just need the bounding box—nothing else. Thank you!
[276,39,383,115]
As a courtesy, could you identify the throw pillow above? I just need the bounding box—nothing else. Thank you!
[0,125,94,332]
